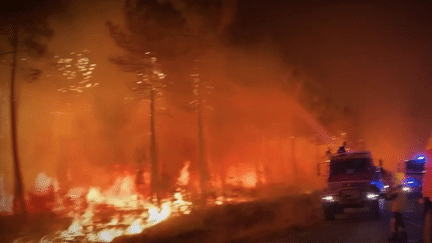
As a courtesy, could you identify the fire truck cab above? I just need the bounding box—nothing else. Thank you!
[321,151,385,220]
[403,155,426,198]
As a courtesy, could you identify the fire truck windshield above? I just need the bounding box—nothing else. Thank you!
[405,160,425,173]
[329,158,371,176]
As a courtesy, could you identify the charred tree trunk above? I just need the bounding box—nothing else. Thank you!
[149,86,159,202]
[197,83,207,202]
[278,132,286,184]
[290,136,299,193]
[220,158,226,196]
[192,58,207,204]
[256,133,265,187]
[10,24,27,216]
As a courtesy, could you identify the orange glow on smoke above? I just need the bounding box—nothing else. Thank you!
[240,172,257,188]
[226,165,258,188]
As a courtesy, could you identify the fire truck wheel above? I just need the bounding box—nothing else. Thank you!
[323,204,337,221]
[425,208,432,243]
[369,201,380,219]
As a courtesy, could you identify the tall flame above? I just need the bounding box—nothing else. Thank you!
[177,161,190,186]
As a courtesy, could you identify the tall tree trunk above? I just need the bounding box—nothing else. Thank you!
[220,157,226,196]
[149,87,159,202]
[197,84,207,202]
[256,133,265,187]
[218,0,239,35]
[10,24,27,216]
[278,132,286,184]
[290,136,299,193]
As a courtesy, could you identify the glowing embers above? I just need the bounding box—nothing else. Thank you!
[54,49,98,93]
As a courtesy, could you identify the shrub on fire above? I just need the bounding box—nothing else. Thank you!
[28,173,58,213]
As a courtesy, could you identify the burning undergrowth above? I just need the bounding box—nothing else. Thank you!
[9,163,194,243]
[6,160,261,243]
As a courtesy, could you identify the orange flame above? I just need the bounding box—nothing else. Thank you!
[56,174,193,243]
[34,172,54,194]
[97,228,123,242]
[226,165,258,188]
[173,192,192,214]
[86,175,140,209]
[177,161,190,186]
[125,218,145,235]
[147,203,171,225]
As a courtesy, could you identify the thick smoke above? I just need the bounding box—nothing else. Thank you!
[1,0,430,195]
[230,0,432,169]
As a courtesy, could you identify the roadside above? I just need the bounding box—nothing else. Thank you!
[264,198,424,243]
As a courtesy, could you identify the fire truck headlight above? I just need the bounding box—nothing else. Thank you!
[322,195,335,202]
[367,192,379,200]
[402,186,411,192]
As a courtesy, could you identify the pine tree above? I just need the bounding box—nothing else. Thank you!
[0,0,65,216]
[165,0,238,201]
[108,0,237,202]
[189,60,214,199]
[107,7,174,199]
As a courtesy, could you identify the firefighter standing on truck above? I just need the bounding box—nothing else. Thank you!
[382,172,408,241]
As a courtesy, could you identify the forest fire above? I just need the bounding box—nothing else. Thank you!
[57,199,173,242]
[10,167,194,243]
[7,161,273,243]
[1,0,429,242]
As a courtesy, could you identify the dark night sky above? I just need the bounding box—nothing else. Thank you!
[227,0,432,161]
[230,0,432,103]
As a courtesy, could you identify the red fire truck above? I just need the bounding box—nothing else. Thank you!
[320,151,387,220]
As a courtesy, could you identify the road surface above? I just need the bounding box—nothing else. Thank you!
[267,198,424,243]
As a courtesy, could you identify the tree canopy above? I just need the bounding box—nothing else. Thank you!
[0,0,65,57]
